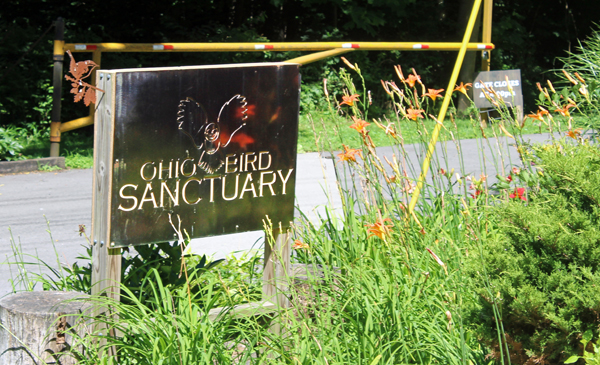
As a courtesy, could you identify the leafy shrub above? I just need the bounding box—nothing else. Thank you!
[466,140,600,364]
[565,330,600,364]
[0,125,25,161]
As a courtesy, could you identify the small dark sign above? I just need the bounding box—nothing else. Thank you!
[473,69,523,109]
[92,63,300,247]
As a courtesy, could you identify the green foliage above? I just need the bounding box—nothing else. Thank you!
[120,241,225,307]
[37,163,62,171]
[64,152,93,169]
[5,224,226,309]
[565,330,600,364]
[289,197,487,364]
[557,25,600,110]
[0,125,25,161]
[466,140,600,364]
[70,269,258,365]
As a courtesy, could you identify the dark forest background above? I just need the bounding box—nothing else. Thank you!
[1,0,599,131]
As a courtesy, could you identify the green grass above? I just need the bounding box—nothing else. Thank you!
[298,108,554,153]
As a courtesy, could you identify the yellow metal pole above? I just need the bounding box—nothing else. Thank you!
[58,39,495,134]
[407,0,483,215]
[64,42,494,53]
[284,48,354,65]
[481,0,493,71]
[60,115,94,133]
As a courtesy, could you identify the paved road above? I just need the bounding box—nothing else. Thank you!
[0,152,342,297]
[0,133,558,298]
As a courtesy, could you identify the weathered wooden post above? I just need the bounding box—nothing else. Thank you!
[90,62,300,320]
[0,291,91,365]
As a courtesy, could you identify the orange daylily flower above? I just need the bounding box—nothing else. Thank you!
[340,94,360,107]
[566,128,583,139]
[293,240,309,250]
[424,88,444,101]
[453,82,472,96]
[365,217,394,239]
[349,116,370,135]
[337,144,362,163]
[405,108,424,121]
[405,74,421,88]
[554,103,576,117]
[525,109,548,122]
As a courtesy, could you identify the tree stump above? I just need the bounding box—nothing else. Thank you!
[0,291,91,365]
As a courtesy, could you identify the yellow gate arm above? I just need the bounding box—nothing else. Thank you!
[408,0,484,215]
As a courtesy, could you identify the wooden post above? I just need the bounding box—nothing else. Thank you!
[262,225,291,337]
[91,71,121,301]
[263,226,291,309]
[89,70,121,358]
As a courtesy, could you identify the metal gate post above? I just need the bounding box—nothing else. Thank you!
[50,17,65,157]
[481,0,493,72]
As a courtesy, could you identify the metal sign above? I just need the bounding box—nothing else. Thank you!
[473,69,523,109]
[92,63,300,248]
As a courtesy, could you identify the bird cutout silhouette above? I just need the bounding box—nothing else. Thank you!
[177,95,254,174]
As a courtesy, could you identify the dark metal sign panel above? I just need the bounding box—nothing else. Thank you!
[94,63,300,248]
[473,69,523,109]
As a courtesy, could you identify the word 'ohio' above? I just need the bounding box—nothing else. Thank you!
[117,151,293,211]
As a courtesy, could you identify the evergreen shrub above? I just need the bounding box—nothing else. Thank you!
[467,140,600,363]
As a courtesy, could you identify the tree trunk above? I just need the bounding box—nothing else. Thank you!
[0,291,91,365]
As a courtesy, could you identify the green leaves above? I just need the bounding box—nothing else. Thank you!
[467,140,600,363]
[0,126,25,161]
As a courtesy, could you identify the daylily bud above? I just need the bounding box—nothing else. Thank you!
[536,82,544,93]
[499,124,515,140]
[341,57,356,71]
[574,72,586,84]
[506,76,514,95]
[394,65,405,81]
[563,70,578,85]
[547,80,556,93]
[381,80,392,95]
[537,82,551,101]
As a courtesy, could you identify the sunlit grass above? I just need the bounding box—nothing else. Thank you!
[298,108,560,153]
